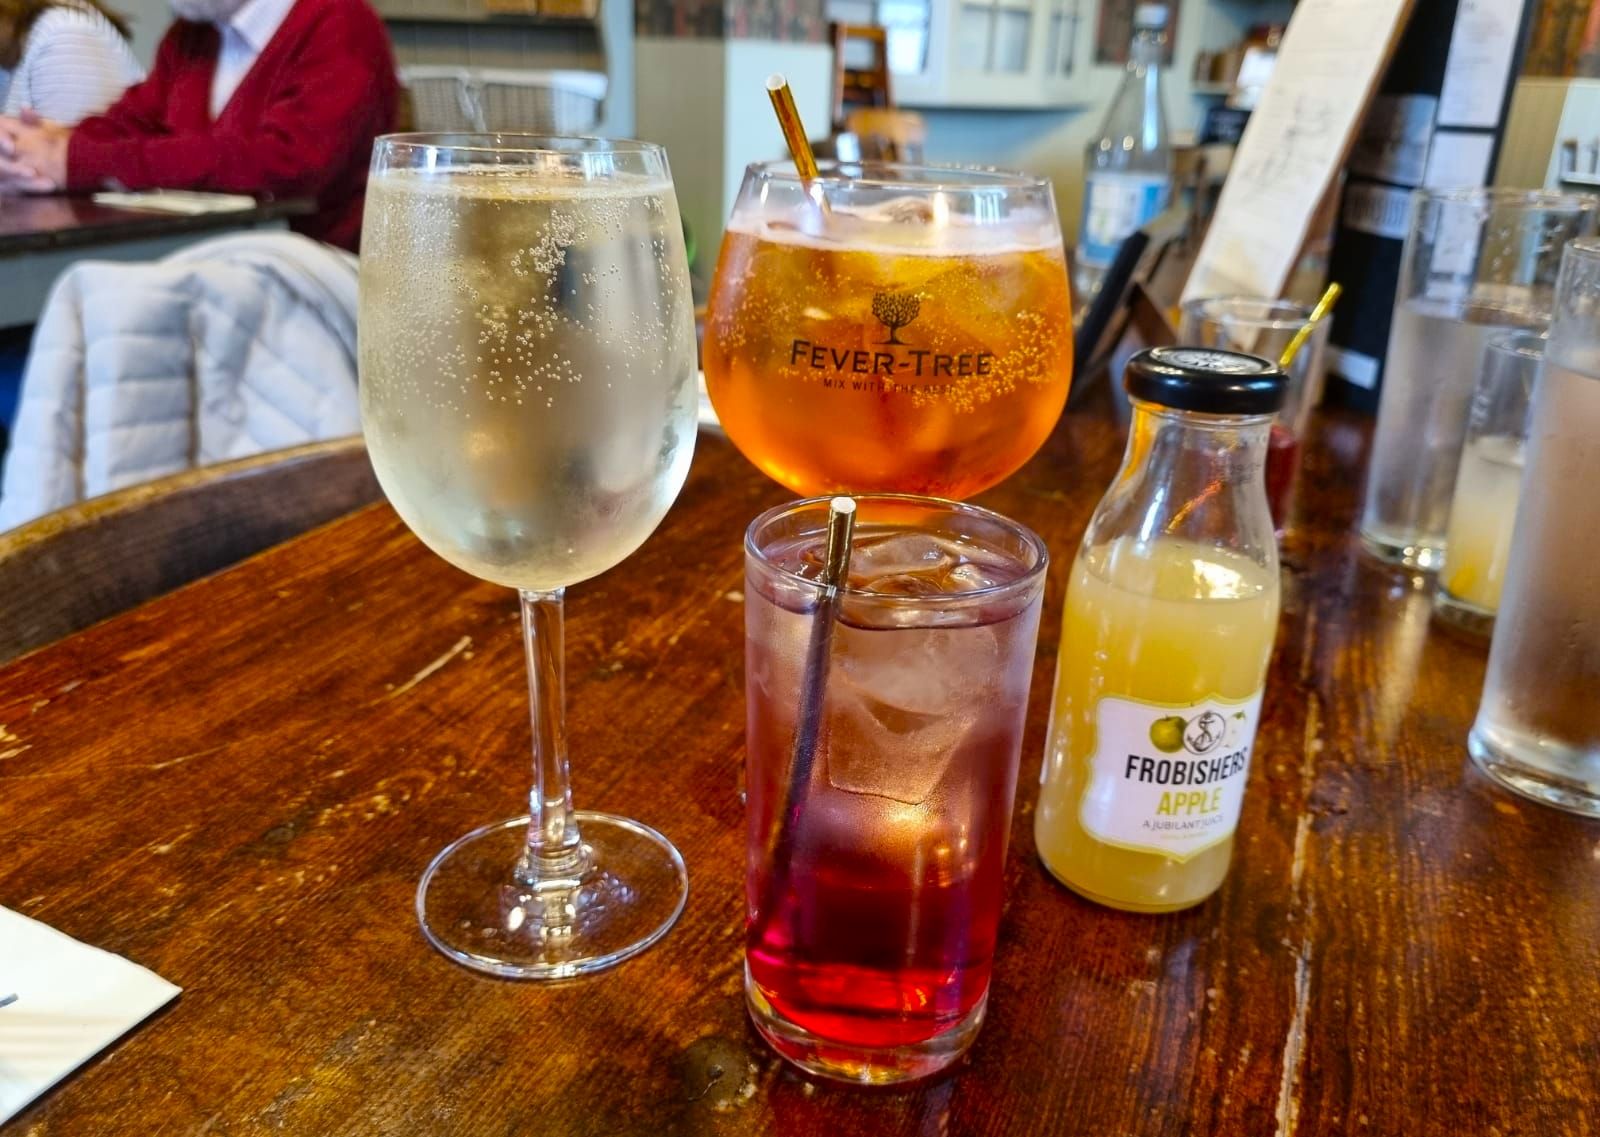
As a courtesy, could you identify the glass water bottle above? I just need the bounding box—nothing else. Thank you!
[1075,2,1174,297]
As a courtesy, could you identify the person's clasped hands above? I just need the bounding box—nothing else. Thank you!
[0,109,71,194]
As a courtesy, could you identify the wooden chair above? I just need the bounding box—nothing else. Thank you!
[830,23,894,134]
[0,437,382,664]
[845,107,927,163]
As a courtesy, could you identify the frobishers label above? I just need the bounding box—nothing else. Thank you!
[1078,691,1264,861]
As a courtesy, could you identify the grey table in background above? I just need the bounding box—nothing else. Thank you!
[0,195,314,328]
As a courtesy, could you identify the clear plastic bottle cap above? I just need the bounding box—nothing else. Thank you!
[1133,3,1169,29]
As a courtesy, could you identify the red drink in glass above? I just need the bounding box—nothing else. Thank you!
[743,496,1047,1083]
[1178,296,1333,538]
[1265,422,1300,533]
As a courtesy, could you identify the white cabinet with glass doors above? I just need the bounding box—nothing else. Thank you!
[828,0,1086,109]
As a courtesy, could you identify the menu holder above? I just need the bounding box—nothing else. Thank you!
[1181,0,1417,303]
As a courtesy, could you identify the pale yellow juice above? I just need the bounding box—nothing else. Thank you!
[1440,434,1524,614]
[1036,536,1279,912]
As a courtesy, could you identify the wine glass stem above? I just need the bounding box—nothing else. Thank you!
[516,588,588,885]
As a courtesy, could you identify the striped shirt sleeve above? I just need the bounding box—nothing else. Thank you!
[3,6,144,124]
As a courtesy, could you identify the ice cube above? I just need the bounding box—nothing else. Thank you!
[846,530,1020,598]
[858,572,947,598]
[799,197,941,252]
[866,196,937,225]
[836,622,999,716]
[823,620,1003,804]
[790,542,829,582]
[941,561,1009,592]
[848,532,960,587]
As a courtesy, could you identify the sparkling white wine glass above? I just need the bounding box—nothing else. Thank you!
[360,134,698,977]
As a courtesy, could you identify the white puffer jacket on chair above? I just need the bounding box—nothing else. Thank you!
[0,231,362,531]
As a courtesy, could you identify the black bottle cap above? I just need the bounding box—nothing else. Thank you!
[1124,346,1288,415]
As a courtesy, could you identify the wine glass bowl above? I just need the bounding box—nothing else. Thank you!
[361,136,698,593]
[702,160,1074,500]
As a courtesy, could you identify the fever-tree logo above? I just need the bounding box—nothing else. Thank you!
[872,290,920,345]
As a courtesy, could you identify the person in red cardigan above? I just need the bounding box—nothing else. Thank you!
[0,0,398,251]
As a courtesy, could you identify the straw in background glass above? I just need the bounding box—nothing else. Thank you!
[1278,282,1342,369]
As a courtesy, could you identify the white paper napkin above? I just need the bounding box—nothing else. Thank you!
[0,907,180,1123]
[90,190,257,215]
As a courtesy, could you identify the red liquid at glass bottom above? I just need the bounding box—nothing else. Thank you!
[746,801,1006,1055]
[1265,423,1300,533]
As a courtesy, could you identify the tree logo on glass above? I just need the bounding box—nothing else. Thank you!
[784,288,993,389]
[872,290,921,345]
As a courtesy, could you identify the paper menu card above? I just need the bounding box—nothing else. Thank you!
[1181,0,1417,303]
[0,906,180,1123]
[1436,0,1527,128]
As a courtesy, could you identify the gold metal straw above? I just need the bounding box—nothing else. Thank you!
[1279,282,1343,369]
[766,73,820,181]
[766,73,832,217]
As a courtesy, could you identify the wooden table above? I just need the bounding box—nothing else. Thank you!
[0,195,312,328]
[3,402,1597,1135]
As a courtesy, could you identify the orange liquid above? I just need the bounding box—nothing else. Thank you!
[704,227,1074,499]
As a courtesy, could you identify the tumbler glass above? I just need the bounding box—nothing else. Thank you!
[743,494,1047,1083]
[1468,238,1600,816]
[1360,187,1596,570]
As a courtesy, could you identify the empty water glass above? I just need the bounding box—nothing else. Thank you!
[1468,238,1600,815]
[1360,188,1596,570]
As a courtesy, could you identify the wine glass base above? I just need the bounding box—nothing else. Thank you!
[417,811,688,979]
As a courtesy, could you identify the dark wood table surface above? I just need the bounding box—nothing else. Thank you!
[3,400,1597,1135]
[0,194,312,256]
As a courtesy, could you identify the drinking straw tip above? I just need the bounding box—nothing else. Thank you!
[1278,282,1344,369]
[820,496,858,590]
[767,72,823,187]
[1309,282,1343,322]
